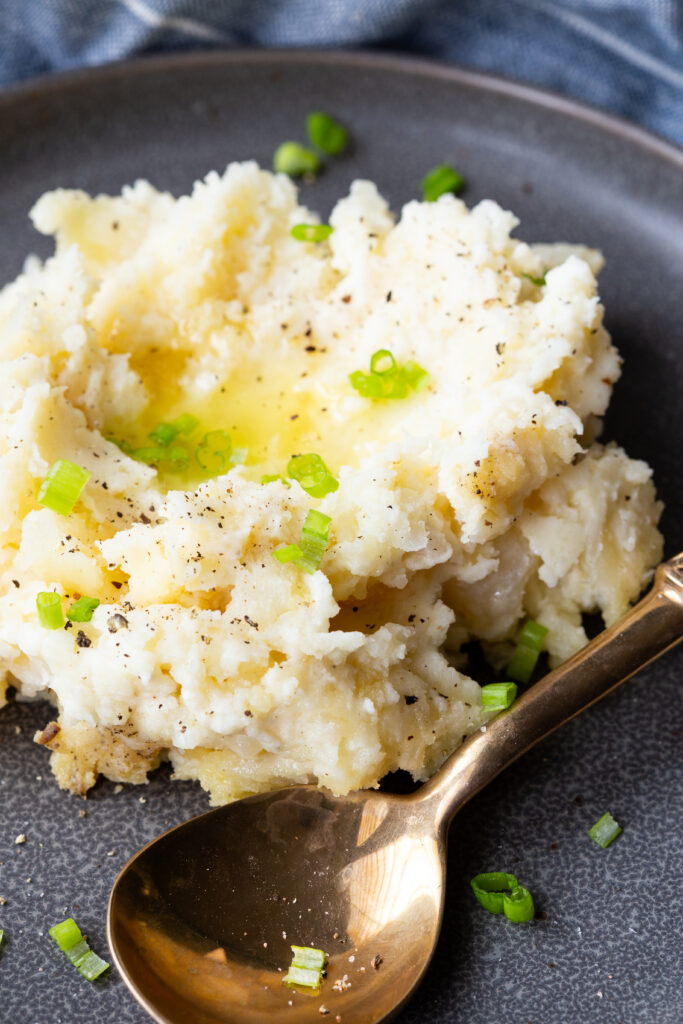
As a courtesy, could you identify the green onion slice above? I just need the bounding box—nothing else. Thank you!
[589,811,622,848]
[306,111,348,155]
[67,596,100,622]
[272,543,303,564]
[76,949,110,981]
[470,872,518,915]
[38,459,91,516]
[350,349,429,401]
[172,413,199,435]
[0,928,4,948]
[370,349,397,376]
[148,421,179,447]
[421,164,465,202]
[481,682,517,713]
[503,885,535,923]
[287,453,339,498]
[273,141,320,177]
[165,445,190,470]
[49,917,109,981]
[196,430,232,474]
[284,964,322,989]
[291,223,333,243]
[130,445,167,464]
[290,945,326,971]
[522,272,547,287]
[517,619,548,650]
[400,360,431,393]
[261,474,291,487]
[273,509,332,574]
[506,643,539,684]
[50,918,82,950]
[36,592,64,630]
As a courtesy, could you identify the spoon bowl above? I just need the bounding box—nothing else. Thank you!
[109,555,683,1024]
[109,785,444,1024]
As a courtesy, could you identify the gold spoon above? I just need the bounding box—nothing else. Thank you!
[108,554,683,1024]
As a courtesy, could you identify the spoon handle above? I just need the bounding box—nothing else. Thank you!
[418,553,683,829]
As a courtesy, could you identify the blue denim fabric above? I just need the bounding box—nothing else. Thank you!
[0,1,681,145]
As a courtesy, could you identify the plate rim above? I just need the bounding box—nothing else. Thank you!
[1,47,682,170]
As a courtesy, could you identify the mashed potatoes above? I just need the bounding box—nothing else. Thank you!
[0,163,663,803]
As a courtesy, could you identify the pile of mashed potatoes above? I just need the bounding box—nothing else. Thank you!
[0,162,663,803]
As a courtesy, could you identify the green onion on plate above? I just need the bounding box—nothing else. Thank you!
[470,872,535,923]
[589,811,622,848]
[421,164,464,202]
[273,141,320,177]
[306,111,348,155]
[49,917,109,981]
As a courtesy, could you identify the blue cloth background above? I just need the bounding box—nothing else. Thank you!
[0,1,681,146]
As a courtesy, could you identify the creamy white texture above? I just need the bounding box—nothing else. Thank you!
[0,163,662,803]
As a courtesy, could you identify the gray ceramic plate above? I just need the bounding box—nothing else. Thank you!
[0,51,681,1024]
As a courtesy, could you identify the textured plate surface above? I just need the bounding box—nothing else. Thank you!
[0,51,681,1024]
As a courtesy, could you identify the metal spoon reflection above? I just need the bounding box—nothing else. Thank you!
[108,554,683,1024]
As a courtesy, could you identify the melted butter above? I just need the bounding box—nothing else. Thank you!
[105,345,427,490]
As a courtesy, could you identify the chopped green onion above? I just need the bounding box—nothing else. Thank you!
[64,938,91,965]
[350,349,430,401]
[272,544,303,564]
[76,949,109,981]
[522,272,547,287]
[36,592,64,630]
[284,964,322,989]
[400,360,431,393]
[589,811,622,848]
[49,917,109,981]
[273,510,332,574]
[38,460,91,516]
[287,453,339,498]
[506,620,547,683]
[261,474,291,487]
[306,111,348,155]
[67,596,100,623]
[370,349,397,376]
[481,682,518,712]
[421,164,464,202]
[130,445,167,464]
[471,874,535,923]
[503,885,535,923]
[172,413,199,435]
[148,421,179,447]
[506,643,539,684]
[349,368,409,400]
[291,223,333,243]
[165,445,190,470]
[0,928,4,949]
[196,430,232,474]
[290,945,326,971]
[273,141,320,177]
[470,872,518,915]
[50,918,82,950]
[517,619,548,650]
